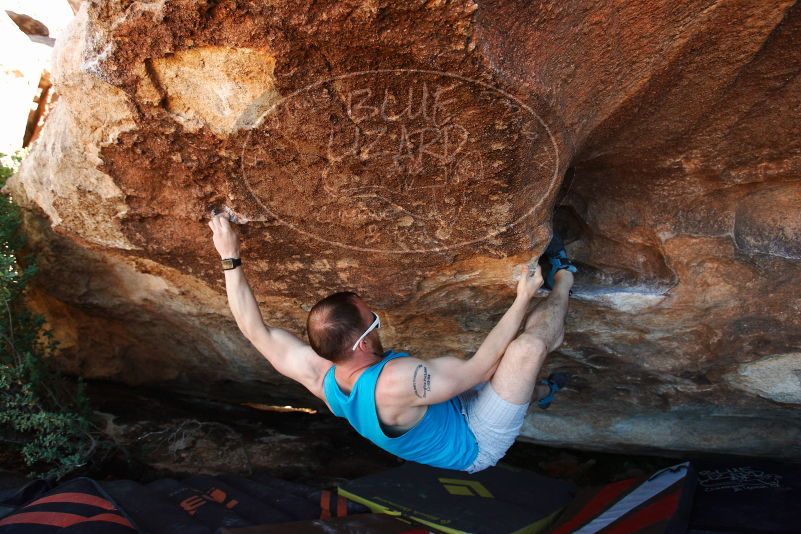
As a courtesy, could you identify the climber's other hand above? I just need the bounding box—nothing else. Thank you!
[516,263,543,300]
[208,211,240,259]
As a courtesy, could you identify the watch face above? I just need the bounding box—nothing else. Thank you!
[222,259,234,269]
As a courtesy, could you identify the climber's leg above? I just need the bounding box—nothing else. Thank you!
[456,270,574,473]
[490,269,573,405]
[522,269,573,352]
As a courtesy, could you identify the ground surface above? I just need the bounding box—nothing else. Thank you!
[0,381,736,491]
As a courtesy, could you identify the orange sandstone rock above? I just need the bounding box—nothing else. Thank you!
[6,0,801,456]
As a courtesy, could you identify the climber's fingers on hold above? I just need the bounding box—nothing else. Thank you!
[208,208,233,230]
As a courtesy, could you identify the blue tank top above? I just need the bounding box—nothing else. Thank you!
[323,350,478,470]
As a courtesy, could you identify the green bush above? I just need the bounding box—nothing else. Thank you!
[0,151,100,480]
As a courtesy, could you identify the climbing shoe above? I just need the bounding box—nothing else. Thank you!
[541,230,577,290]
[537,372,570,409]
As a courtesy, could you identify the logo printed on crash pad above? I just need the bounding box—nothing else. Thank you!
[438,478,494,498]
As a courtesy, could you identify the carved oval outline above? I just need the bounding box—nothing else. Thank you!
[240,69,560,254]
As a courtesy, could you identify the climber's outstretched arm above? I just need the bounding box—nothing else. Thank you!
[208,214,332,399]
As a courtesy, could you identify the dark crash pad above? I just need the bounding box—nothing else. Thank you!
[338,463,575,534]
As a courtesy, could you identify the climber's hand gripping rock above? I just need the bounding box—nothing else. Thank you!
[208,211,240,260]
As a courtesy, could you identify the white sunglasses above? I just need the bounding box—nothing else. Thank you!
[351,312,381,351]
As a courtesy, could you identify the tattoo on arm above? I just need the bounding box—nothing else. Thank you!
[412,364,431,399]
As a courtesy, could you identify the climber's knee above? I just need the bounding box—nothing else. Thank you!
[505,333,547,371]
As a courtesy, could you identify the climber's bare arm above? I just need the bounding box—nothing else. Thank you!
[250,328,332,401]
[208,214,332,399]
[223,266,332,398]
[379,264,542,406]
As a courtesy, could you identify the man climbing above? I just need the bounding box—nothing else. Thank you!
[208,212,576,473]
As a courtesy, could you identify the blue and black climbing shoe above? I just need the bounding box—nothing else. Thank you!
[541,230,577,290]
[537,372,570,409]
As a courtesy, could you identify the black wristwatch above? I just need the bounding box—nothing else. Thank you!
[221,257,242,271]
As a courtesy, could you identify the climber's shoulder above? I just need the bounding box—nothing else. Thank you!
[298,345,334,404]
[249,325,332,399]
[284,342,333,400]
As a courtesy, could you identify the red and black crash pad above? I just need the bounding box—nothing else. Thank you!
[101,479,211,534]
[0,478,137,533]
[338,462,575,534]
[144,478,254,530]
[1,472,365,534]
[546,462,695,534]
[0,480,53,521]
[182,474,295,524]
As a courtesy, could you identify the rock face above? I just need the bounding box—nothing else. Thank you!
[7,0,801,457]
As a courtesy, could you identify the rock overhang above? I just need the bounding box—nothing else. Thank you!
[5,0,801,458]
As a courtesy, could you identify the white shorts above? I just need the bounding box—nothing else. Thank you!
[457,381,530,473]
